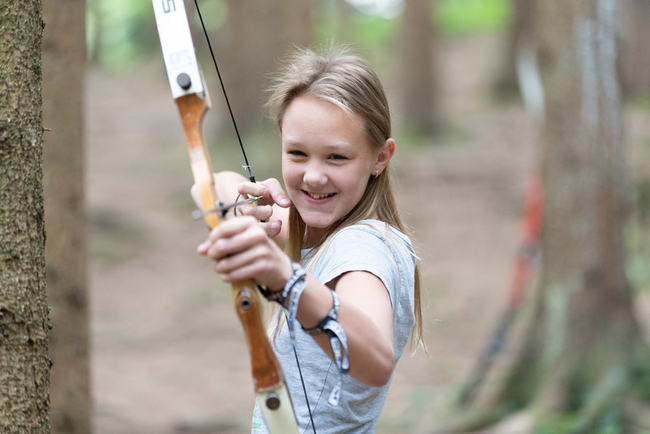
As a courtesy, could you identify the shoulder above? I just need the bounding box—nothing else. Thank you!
[313,220,415,286]
[331,220,415,259]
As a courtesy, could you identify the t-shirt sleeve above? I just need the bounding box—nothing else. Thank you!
[315,225,401,306]
[308,222,417,360]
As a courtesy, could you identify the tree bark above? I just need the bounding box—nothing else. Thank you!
[399,0,438,136]
[0,1,51,433]
[42,0,92,432]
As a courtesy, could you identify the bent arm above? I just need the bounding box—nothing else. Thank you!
[295,271,395,387]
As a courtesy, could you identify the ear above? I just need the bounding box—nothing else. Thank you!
[374,138,395,175]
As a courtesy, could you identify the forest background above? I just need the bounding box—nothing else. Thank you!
[3,0,650,433]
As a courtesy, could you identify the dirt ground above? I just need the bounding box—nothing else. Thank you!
[87,34,650,434]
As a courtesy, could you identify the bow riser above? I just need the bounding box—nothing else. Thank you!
[176,94,220,229]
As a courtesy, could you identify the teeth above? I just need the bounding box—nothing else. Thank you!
[308,192,333,199]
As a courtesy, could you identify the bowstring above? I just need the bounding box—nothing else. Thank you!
[192,0,255,183]
[190,3,317,432]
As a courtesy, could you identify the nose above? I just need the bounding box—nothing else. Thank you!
[302,161,328,187]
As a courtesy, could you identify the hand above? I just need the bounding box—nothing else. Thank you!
[191,174,290,239]
[236,177,290,212]
[197,216,293,291]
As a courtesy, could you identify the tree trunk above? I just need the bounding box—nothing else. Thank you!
[493,0,536,99]
[279,0,312,51]
[496,0,649,429]
[218,0,312,135]
[42,0,92,432]
[399,0,438,136]
[441,0,650,432]
[0,1,51,433]
[620,0,650,98]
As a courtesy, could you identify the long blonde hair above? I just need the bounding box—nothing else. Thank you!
[267,46,425,351]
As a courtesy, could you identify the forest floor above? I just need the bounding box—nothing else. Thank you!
[87,33,650,434]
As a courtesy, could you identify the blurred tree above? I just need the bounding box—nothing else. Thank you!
[494,0,536,98]
[437,0,650,432]
[217,0,312,135]
[281,0,313,50]
[42,0,92,432]
[86,0,102,65]
[398,0,439,136]
[621,0,650,99]
[0,1,51,433]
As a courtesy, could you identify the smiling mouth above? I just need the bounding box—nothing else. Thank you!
[304,191,336,200]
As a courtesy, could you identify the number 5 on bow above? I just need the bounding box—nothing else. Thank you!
[151,1,299,431]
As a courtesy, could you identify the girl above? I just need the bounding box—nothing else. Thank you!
[197,46,424,433]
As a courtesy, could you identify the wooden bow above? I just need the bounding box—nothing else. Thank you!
[151,1,298,431]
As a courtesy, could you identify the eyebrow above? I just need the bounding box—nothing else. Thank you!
[283,138,353,151]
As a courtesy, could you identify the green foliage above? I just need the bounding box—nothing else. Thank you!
[352,13,400,49]
[434,0,512,36]
[626,247,650,292]
[87,0,153,71]
[192,0,227,32]
[87,0,226,72]
[312,1,399,49]
[625,174,650,293]
[534,414,577,434]
[534,410,624,434]
[88,0,513,72]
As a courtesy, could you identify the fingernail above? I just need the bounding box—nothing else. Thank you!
[198,240,211,252]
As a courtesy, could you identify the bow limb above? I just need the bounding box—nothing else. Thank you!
[152,1,299,431]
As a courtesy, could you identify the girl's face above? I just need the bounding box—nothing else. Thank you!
[281,95,385,244]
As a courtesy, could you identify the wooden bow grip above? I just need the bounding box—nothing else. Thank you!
[176,93,286,392]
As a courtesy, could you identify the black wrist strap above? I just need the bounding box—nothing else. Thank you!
[259,261,304,305]
[301,290,340,336]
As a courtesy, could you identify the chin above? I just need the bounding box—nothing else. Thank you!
[303,218,335,230]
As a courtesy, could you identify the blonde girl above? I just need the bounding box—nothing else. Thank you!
[197,46,424,433]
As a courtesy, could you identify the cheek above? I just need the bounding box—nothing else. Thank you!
[281,164,299,192]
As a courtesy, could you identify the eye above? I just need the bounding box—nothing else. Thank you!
[329,154,347,161]
[287,150,306,158]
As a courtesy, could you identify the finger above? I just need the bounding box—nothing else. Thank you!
[263,178,291,208]
[237,182,270,204]
[197,239,212,255]
[190,183,201,209]
[207,218,266,259]
[220,260,265,285]
[207,216,257,243]
[214,243,268,278]
[240,204,274,221]
[264,220,282,239]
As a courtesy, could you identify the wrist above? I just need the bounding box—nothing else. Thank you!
[259,260,304,305]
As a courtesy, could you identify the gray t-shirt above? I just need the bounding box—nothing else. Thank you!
[252,220,416,433]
